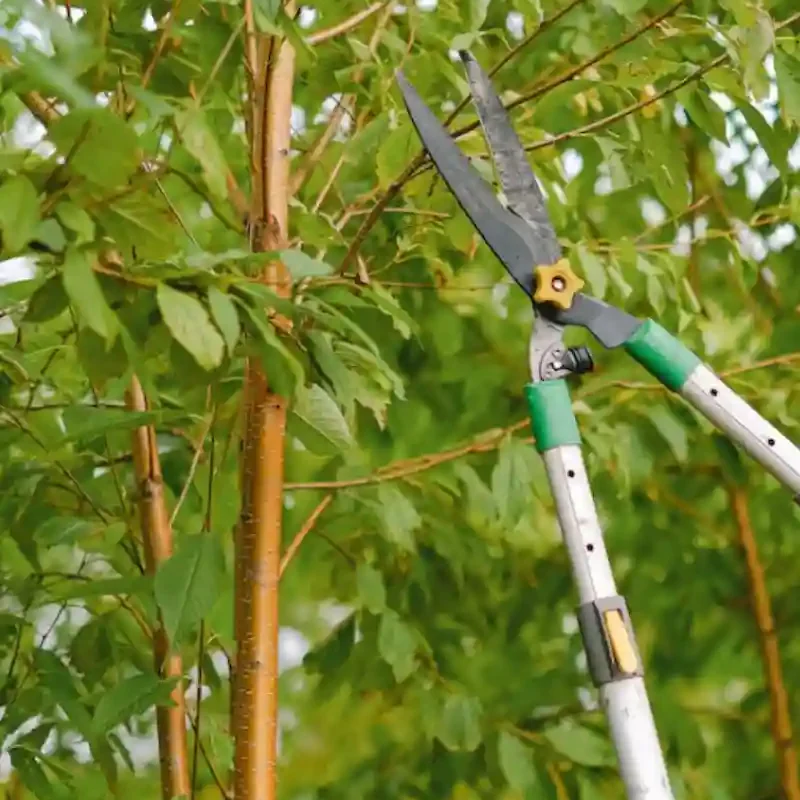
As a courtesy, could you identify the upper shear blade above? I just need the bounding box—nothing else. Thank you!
[459,51,561,268]
[396,70,544,298]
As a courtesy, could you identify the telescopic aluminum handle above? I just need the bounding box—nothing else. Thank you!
[625,320,800,497]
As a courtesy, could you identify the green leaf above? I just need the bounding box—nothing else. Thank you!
[645,405,688,462]
[154,534,223,645]
[436,694,483,752]
[23,276,69,323]
[50,109,140,189]
[10,748,69,800]
[377,124,418,190]
[34,650,94,740]
[377,610,417,682]
[175,108,230,199]
[498,732,542,791]
[376,484,420,552]
[680,89,727,142]
[34,516,95,546]
[34,219,67,253]
[92,673,176,734]
[291,383,354,453]
[60,407,183,441]
[208,286,240,354]
[576,244,607,299]
[157,283,225,370]
[239,302,304,396]
[739,13,774,101]
[62,250,118,344]
[361,284,418,339]
[280,249,333,279]
[737,102,788,174]
[356,563,386,614]
[0,175,40,254]
[543,721,614,766]
[469,0,491,30]
[55,575,151,601]
[55,202,95,245]
[775,47,800,126]
[303,615,356,674]
[713,434,748,486]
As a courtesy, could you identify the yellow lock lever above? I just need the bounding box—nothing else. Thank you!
[533,258,585,311]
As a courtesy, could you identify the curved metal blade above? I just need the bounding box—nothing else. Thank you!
[459,51,561,268]
[396,70,541,297]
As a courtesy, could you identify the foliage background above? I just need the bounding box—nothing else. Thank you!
[0,0,799,798]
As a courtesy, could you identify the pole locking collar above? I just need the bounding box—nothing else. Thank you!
[533,258,585,310]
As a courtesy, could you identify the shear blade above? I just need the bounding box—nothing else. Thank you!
[459,51,561,267]
[396,70,546,298]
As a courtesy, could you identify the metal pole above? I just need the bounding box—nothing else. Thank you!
[542,444,674,800]
[681,364,800,496]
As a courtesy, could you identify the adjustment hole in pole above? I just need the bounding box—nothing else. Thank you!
[768,438,776,446]
[567,470,575,478]
[586,543,594,552]
[710,388,718,397]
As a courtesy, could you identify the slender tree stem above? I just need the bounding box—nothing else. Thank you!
[728,486,800,800]
[234,4,296,797]
[128,376,191,800]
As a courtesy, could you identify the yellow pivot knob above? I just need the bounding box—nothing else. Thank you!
[533,258,585,311]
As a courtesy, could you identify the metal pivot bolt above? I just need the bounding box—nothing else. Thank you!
[534,258,585,310]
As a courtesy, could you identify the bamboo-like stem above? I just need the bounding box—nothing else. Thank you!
[127,376,191,800]
[234,2,296,797]
[728,487,800,800]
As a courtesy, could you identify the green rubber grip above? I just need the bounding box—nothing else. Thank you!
[623,319,701,392]
[525,380,581,453]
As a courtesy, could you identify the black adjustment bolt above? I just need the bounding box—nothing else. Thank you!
[564,346,594,374]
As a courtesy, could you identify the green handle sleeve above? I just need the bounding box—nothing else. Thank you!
[525,380,581,453]
[623,319,701,392]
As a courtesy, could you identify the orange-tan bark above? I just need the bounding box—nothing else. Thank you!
[233,6,296,798]
[127,376,191,800]
[729,487,800,800]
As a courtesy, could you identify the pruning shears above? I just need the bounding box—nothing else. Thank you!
[396,53,800,800]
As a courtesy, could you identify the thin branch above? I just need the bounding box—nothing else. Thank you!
[187,710,233,800]
[728,486,800,800]
[311,148,347,212]
[196,16,247,106]
[20,91,59,126]
[155,178,200,247]
[286,422,529,490]
[508,0,684,111]
[524,54,728,152]
[285,353,800,491]
[338,0,680,271]
[306,2,388,46]
[290,95,353,195]
[523,8,800,153]
[279,494,333,577]
[142,0,183,90]
[338,156,421,272]
[167,167,244,232]
[170,412,214,526]
[1,406,111,522]
[190,621,205,800]
[452,0,684,142]
[488,0,587,79]
[192,427,215,799]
